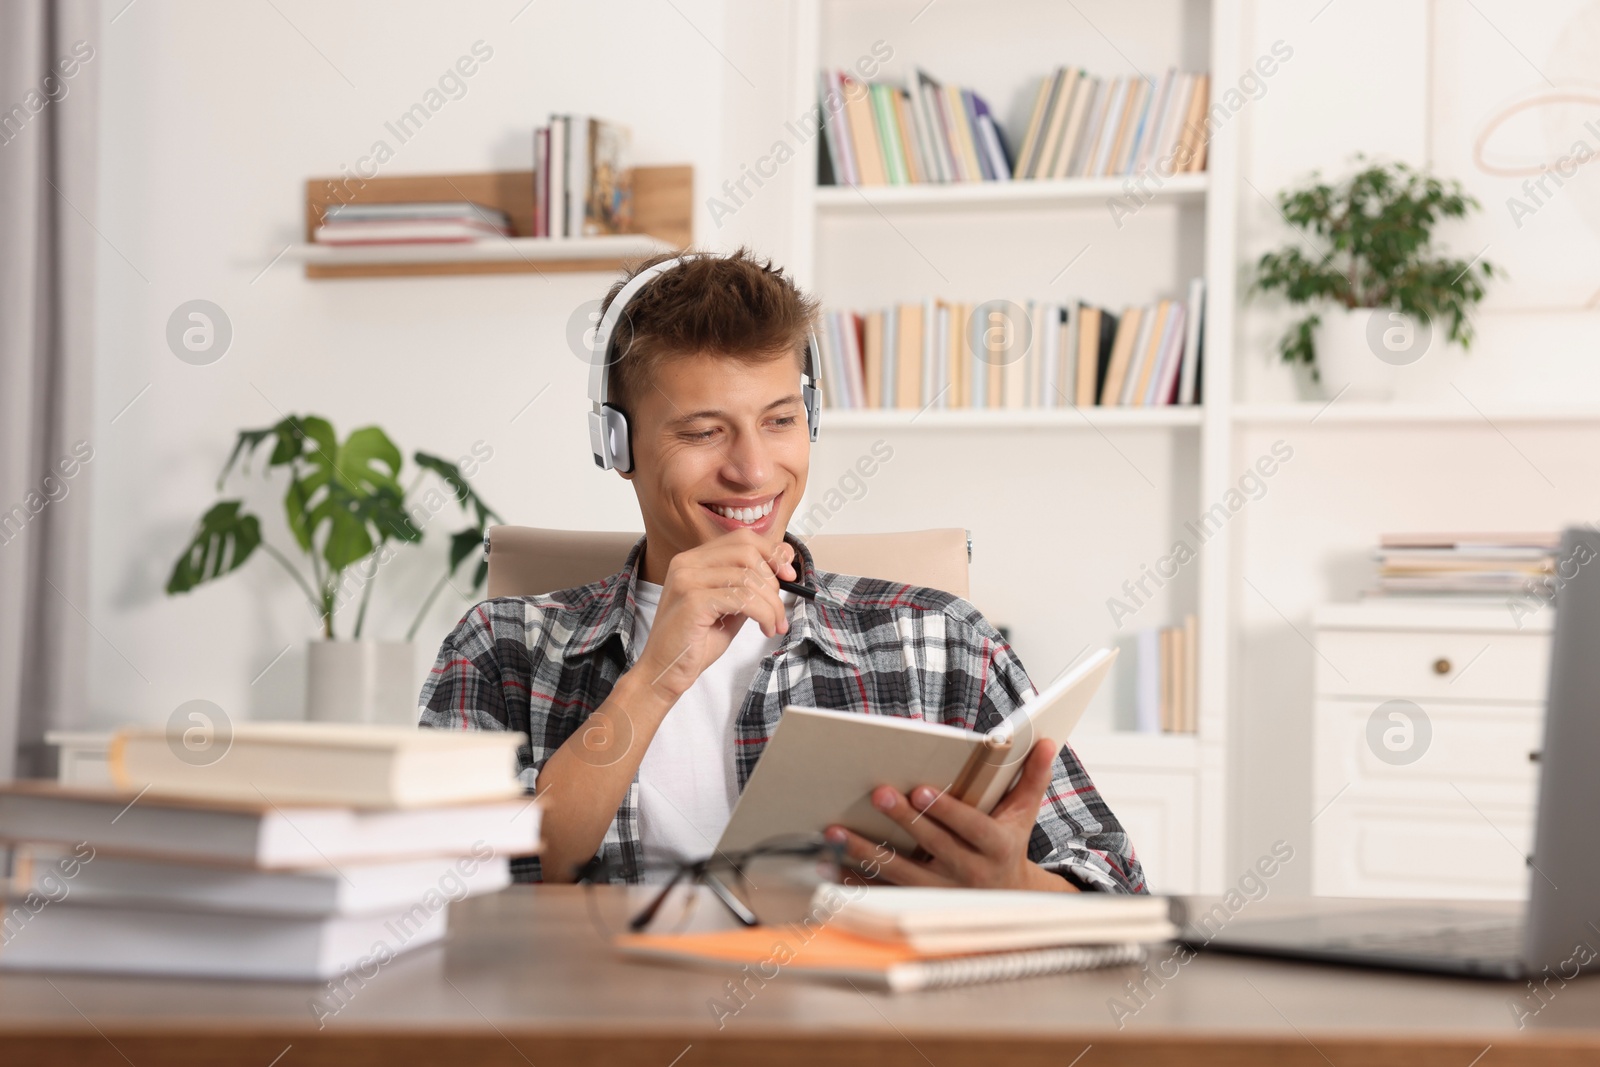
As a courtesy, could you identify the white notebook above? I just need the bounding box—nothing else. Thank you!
[827,885,1176,954]
[847,942,1146,993]
[716,648,1116,855]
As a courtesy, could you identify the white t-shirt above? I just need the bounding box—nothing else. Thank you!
[630,579,790,878]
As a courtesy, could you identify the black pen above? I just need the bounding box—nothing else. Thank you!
[778,578,817,600]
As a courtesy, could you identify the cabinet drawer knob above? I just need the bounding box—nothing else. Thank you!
[1432,657,1452,675]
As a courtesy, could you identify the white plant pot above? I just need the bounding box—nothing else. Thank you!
[1312,306,1434,401]
[306,640,416,726]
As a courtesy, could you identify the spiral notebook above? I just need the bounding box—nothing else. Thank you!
[616,924,1146,993]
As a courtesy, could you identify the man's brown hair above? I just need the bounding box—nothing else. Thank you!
[598,247,820,414]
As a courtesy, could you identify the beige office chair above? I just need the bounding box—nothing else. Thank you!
[484,526,971,600]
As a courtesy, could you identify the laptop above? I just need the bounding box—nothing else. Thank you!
[1181,525,1600,979]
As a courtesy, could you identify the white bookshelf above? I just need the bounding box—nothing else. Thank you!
[777,0,1244,894]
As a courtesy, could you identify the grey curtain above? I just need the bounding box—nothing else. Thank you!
[0,0,100,780]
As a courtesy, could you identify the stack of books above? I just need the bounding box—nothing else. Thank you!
[314,202,512,245]
[1011,67,1211,181]
[533,114,633,238]
[0,724,539,980]
[618,886,1174,992]
[818,279,1204,410]
[820,67,1011,186]
[1368,532,1560,598]
[1135,616,1198,735]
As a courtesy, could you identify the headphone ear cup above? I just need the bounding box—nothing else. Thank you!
[603,405,633,473]
[804,332,823,442]
[613,425,632,475]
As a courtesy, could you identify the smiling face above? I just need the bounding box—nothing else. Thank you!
[620,349,810,584]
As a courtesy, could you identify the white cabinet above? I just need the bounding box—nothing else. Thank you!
[1310,603,1549,900]
[1070,733,1199,894]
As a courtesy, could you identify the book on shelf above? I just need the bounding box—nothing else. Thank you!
[1133,615,1198,735]
[1103,303,1147,406]
[534,125,549,238]
[321,202,510,225]
[1365,532,1560,598]
[819,67,1013,186]
[564,113,589,237]
[820,62,1209,188]
[314,202,511,245]
[532,114,633,238]
[817,282,1204,411]
[587,119,633,235]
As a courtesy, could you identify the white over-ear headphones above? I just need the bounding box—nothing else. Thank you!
[586,253,823,473]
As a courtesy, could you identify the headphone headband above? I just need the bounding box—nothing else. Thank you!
[586,253,822,472]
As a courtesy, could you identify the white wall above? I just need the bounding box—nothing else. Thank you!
[1235,0,1600,406]
[86,0,744,729]
[1227,0,1600,890]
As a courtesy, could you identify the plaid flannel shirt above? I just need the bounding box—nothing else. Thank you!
[418,535,1145,892]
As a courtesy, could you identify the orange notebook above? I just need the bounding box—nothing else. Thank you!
[616,924,1144,993]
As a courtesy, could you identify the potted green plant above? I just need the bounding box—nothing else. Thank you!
[166,415,502,725]
[1250,155,1498,398]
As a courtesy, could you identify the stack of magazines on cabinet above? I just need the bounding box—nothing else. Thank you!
[1365,532,1560,599]
[817,279,1204,410]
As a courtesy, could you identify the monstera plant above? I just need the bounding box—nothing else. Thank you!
[166,415,501,641]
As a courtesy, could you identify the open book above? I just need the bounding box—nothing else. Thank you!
[716,648,1117,855]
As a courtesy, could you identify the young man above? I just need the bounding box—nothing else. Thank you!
[419,248,1144,893]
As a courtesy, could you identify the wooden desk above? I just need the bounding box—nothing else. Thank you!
[2,887,1596,1066]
